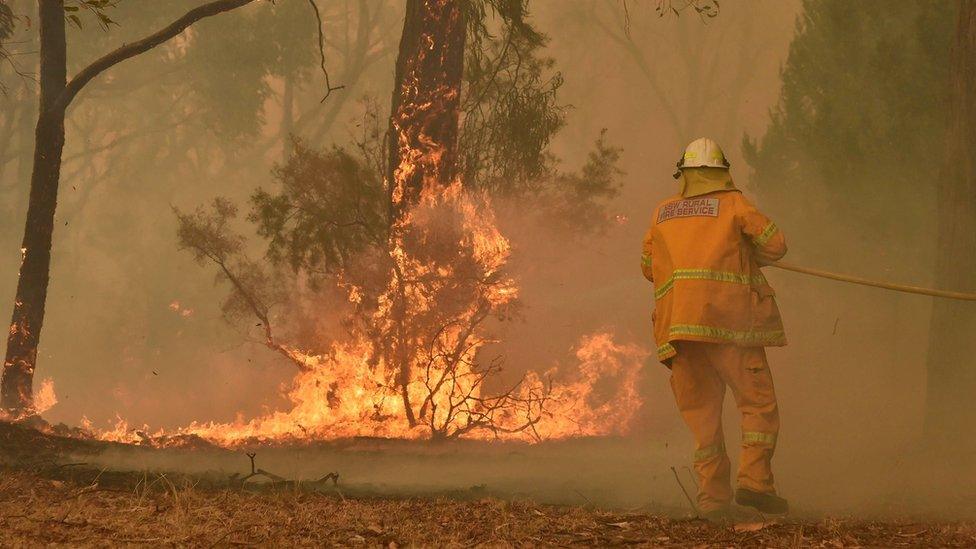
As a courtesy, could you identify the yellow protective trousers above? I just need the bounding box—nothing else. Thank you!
[669,342,780,512]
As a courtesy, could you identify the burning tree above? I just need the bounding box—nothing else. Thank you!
[375,181,545,439]
[384,0,470,430]
[170,0,641,444]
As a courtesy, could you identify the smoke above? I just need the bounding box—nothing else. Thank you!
[1,0,971,517]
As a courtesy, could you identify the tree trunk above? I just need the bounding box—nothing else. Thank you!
[385,0,422,218]
[924,0,976,452]
[1,0,67,414]
[386,0,466,221]
[385,0,466,427]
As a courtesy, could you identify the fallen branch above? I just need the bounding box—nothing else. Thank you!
[230,452,338,488]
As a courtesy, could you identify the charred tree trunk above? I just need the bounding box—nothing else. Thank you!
[385,1,422,218]
[385,0,466,427]
[386,0,466,222]
[924,0,976,452]
[1,0,67,414]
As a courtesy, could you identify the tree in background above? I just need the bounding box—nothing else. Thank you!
[0,0,259,416]
[744,0,976,449]
[926,1,976,451]
[744,0,953,271]
[0,1,17,94]
[581,0,784,147]
[0,2,12,37]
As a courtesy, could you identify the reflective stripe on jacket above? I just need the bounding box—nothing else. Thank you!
[641,190,787,364]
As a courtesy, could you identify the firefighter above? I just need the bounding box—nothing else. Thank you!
[641,137,789,520]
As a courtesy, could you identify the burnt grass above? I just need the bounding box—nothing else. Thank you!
[2,422,975,547]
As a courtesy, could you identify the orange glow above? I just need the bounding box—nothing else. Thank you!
[32,377,58,415]
[87,1,648,447]
[90,183,648,447]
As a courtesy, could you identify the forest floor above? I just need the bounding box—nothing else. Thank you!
[2,422,975,547]
[2,470,975,547]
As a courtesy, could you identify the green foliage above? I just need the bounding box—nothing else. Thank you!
[544,130,624,234]
[465,0,544,50]
[174,198,282,322]
[241,3,622,278]
[64,0,119,30]
[743,0,954,262]
[0,2,14,42]
[179,2,623,295]
[250,141,387,275]
[460,17,566,195]
[459,5,623,231]
[175,197,244,266]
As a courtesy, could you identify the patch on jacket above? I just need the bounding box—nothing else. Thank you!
[657,198,720,223]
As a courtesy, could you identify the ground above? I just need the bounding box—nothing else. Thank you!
[2,471,975,547]
[1,422,975,547]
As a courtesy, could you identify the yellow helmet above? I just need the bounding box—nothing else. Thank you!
[673,137,730,179]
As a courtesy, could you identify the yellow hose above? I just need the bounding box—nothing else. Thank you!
[769,261,976,302]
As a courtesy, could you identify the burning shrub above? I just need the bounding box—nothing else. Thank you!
[158,3,637,446]
[171,172,645,444]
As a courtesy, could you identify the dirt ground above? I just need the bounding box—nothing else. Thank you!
[2,422,976,547]
[1,470,975,547]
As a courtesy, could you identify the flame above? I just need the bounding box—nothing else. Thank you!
[525,333,647,439]
[177,331,645,445]
[32,377,58,414]
[171,184,646,446]
[88,184,647,447]
[86,0,648,447]
[92,414,170,446]
[184,341,418,443]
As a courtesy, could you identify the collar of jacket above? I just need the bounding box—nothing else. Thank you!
[679,167,737,198]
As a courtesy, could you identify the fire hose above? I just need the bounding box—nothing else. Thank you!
[768,261,976,302]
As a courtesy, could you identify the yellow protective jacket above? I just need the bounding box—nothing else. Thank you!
[641,184,787,364]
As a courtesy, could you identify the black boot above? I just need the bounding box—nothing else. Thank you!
[734,488,789,514]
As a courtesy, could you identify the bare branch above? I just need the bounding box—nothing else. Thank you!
[306,0,345,102]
